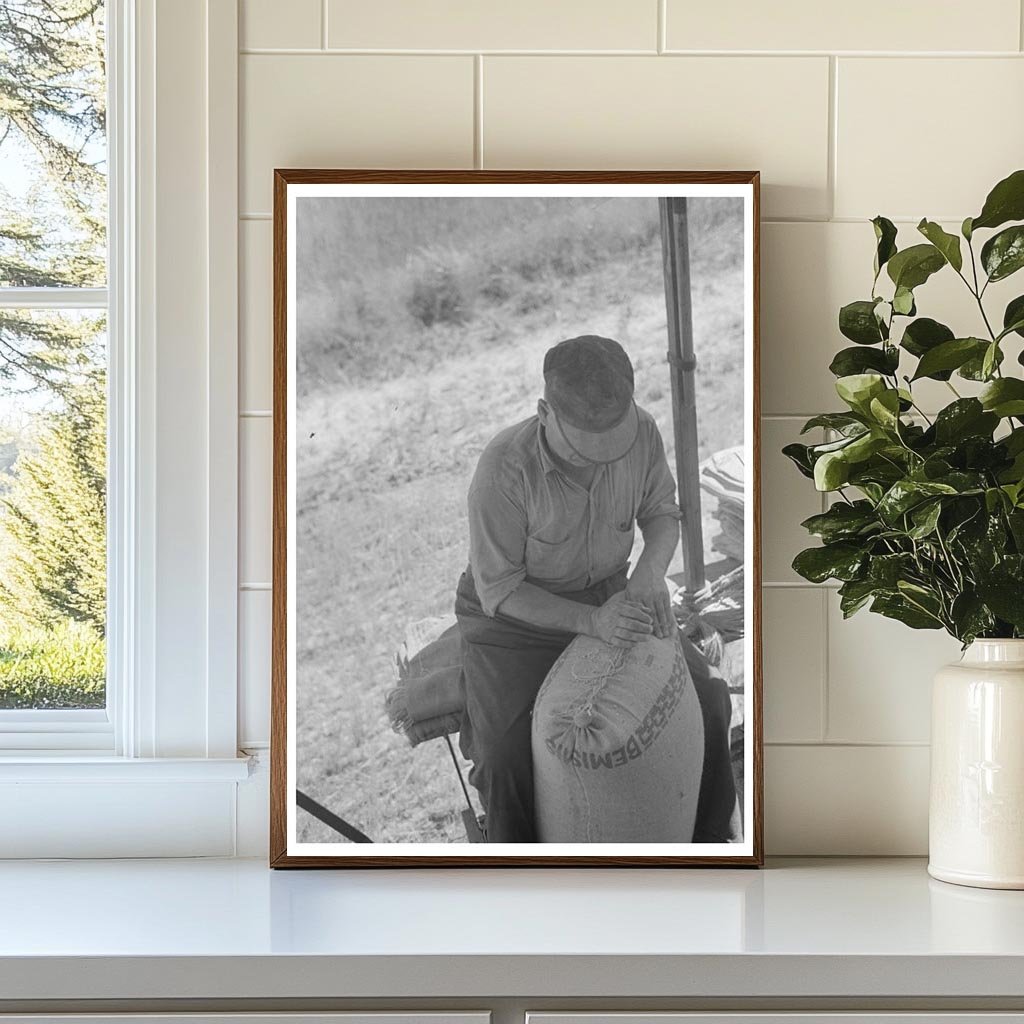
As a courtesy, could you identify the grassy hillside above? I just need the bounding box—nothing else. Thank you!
[294,196,745,844]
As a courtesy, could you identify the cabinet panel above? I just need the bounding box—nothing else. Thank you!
[0,1015,489,1024]
[528,1016,1024,1024]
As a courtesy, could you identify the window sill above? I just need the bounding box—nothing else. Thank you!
[0,754,253,782]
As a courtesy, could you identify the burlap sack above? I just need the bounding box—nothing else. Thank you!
[531,634,704,843]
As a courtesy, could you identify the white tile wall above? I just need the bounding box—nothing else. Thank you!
[483,56,831,219]
[239,416,272,587]
[235,3,1024,853]
[762,588,825,744]
[326,0,657,51]
[836,58,1024,221]
[239,590,272,747]
[240,54,475,213]
[760,419,824,583]
[239,220,272,411]
[665,0,1021,53]
[241,0,321,50]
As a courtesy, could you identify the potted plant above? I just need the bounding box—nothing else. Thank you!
[785,169,1024,889]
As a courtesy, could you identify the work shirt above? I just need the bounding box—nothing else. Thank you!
[467,406,681,617]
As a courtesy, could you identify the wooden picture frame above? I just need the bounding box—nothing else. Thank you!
[271,170,762,867]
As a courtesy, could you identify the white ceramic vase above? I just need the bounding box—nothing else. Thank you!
[929,639,1024,889]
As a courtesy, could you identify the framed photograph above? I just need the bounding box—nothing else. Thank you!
[270,170,762,867]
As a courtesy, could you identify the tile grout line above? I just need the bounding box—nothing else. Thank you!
[474,55,484,170]
[237,47,1024,57]
[657,0,666,54]
[1021,0,1024,51]
[765,740,931,748]
[820,587,830,743]
[321,0,328,50]
[827,55,838,220]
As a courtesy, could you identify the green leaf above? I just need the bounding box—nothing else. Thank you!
[981,225,1024,282]
[868,552,914,587]
[911,337,988,381]
[962,216,974,241]
[838,579,878,617]
[900,319,955,379]
[800,413,865,435]
[792,542,866,584]
[868,389,902,430]
[810,433,865,456]
[1006,427,1024,456]
[892,286,916,316]
[839,299,887,345]
[835,373,886,413]
[976,578,1024,629]
[982,341,1000,381]
[829,345,899,378]
[782,442,815,479]
[855,481,885,504]
[845,431,888,463]
[814,450,850,491]
[980,378,1024,418]
[877,479,958,524]
[887,243,946,291]
[933,399,999,445]
[949,593,996,644]
[934,470,987,494]
[985,487,1008,514]
[1003,295,1024,339]
[917,219,963,272]
[872,215,898,278]
[871,594,943,630]
[800,501,879,543]
[999,451,1024,487]
[908,500,943,539]
[960,343,1004,381]
[971,169,1024,232]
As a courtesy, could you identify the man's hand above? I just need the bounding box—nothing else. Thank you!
[624,562,675,639]
[589,591,654,648]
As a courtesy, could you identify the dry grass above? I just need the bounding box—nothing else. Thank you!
[294,197,745,844]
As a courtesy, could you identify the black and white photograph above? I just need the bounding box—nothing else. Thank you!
[272,171,761,866]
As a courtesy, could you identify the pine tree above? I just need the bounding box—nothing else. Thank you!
[0,2,107,640]
[0,372,105,633]
[0,0,106,395]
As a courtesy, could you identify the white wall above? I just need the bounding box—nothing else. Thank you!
[234,0,1024,854]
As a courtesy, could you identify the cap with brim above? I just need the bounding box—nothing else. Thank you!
[543,334,639,464]
[550,400,640,464]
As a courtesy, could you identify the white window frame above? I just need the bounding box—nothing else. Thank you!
[0,0,248,855]
[0,5,120,751]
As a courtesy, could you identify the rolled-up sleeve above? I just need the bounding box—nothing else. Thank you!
[468,475,528,617]
[637,423,682,527]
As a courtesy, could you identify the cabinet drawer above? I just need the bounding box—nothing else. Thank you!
[528,1016,1024,1024]
[0,1016,489,1024]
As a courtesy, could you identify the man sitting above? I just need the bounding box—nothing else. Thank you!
[454,335,736,843]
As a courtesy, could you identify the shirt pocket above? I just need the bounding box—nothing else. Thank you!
[524,530,577,583]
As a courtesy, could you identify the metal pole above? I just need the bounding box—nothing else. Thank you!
[658,197,706,593]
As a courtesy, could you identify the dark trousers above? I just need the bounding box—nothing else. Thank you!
[455,569,738,843]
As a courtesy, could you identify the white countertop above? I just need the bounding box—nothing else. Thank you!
[1,857,1023,1002]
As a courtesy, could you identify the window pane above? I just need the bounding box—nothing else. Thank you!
[0,1,107,288]
[0,309,106,709]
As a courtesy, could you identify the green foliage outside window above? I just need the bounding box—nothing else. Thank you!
[0,1,107,708]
